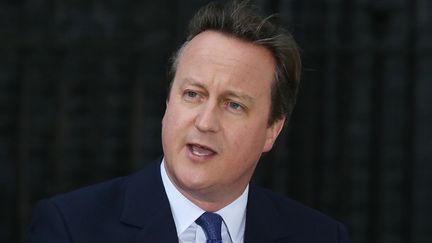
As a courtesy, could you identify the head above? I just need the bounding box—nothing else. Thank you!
[168,0,301,125]
[162,0,301,211]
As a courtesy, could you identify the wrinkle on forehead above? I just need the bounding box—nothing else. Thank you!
[181,31,275,71]
[174,30,276,100]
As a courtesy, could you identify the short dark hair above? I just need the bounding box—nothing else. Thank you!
[168,0,301,125]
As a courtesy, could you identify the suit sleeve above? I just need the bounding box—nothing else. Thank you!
[27,199,72,243]
[337,222,350,243]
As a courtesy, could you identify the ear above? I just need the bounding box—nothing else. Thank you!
[263,118,285,152]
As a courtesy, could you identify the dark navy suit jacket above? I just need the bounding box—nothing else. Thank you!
[27,159,349,243]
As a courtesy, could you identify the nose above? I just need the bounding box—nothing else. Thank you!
[194,103,220,133]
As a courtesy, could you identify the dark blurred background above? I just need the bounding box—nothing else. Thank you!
[1,0,431,242]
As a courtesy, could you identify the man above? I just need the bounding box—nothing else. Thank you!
[28,1,349,242]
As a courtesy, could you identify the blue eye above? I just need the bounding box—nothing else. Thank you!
[183,90,200,102]
[186,91,197,97]
[228,101,242,111]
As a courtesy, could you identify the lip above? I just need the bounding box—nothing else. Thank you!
[186,143,218,161]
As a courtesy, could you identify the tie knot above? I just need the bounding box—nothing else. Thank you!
[196,212,223,242]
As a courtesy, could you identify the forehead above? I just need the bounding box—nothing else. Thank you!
[180,30,275,67]
[174,31,276,95]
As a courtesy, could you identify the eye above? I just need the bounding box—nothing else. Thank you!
[185,90,197,98]
[226,101,244,112]
[183,90,200,102]
[228,102,240,109]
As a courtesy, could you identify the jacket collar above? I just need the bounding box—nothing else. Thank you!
[120,159,178,242]
[244,184,295,243]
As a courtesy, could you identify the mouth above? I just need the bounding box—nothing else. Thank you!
[187,143,217,157]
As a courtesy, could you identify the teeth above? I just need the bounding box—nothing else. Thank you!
[190,145,214,156]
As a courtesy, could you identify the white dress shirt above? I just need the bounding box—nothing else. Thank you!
[161,159,248,243]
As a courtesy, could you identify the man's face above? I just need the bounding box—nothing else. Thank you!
[162,31,284,207]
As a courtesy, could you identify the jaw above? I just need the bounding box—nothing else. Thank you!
[166,150,258,212]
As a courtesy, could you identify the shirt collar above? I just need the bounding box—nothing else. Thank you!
[215,185,248,242]
[160,158,248,242]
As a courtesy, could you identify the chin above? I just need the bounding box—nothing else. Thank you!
[176,167,213,188]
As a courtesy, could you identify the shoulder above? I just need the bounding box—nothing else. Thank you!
[253,185,336,223]
[49,175,127,213]
[28,175,131,242]
[27,160,164,242]
[28,160,161,233]
[29,174,130,237]
[248,185,349,242]
[45,160,161,212]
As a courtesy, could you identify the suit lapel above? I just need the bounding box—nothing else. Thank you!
[120,160,178,242]
[244,184,294,243]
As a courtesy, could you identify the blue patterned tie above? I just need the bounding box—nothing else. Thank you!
[196,212,223,243]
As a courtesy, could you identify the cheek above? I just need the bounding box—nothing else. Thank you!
[162,107,180,144]
[227,124,267,155]
[162,105,192,140]
[237,119,268,139]
[163,104,181,128]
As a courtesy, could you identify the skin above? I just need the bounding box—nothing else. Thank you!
[162,30,285,212]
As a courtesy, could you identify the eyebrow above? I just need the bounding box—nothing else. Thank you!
[222,90,254,105]
[180,78,255,105]
[179,79,207,91]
